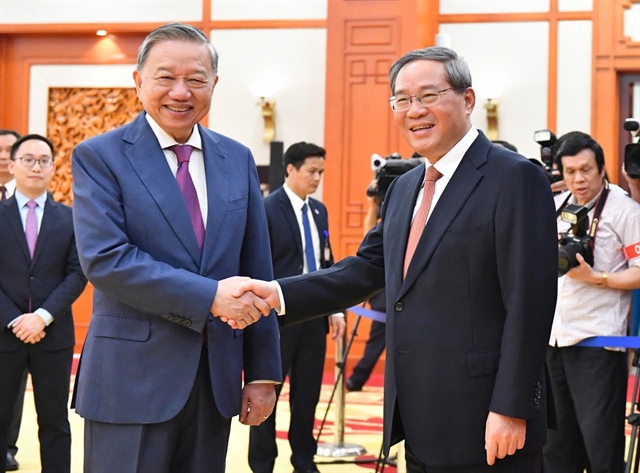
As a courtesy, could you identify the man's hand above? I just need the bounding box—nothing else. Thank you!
[239,383,277,426]
[550,179,568,194]
[12,313,47,344]
[566,253,597,283]
[210,276,271,329]
[485,411,526,465]
[233,279,282,313]
[330,315,346,340]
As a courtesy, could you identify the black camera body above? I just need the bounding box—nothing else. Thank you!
[558,203,594,276]
[533,129,563,184]
[624,118,640,178]
[366,153,422,202]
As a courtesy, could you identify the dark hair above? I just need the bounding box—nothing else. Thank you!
[0,130,21,140]
[10,134,55,160]
[283,142,326,177]
[492,140,518,153]
[389,46,472,95]
[553,131,605,176]
[137,23,219,77]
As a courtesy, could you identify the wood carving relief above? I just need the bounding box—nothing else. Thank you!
[47,88,142,205]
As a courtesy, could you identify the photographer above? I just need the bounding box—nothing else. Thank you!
[544,132,640,473]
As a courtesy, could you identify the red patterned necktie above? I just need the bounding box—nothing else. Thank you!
[169,145,205,252]
[403,166,442,278]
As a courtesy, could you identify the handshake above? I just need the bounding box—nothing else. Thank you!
[210,276,282,329]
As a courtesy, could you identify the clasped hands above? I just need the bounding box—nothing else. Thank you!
[11,313,47,344]
[210,276,281,329]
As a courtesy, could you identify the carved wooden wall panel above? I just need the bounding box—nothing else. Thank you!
[47,87,142,204]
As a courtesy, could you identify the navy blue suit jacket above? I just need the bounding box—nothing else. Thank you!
[278,132,558,465]
[71,113,282,424]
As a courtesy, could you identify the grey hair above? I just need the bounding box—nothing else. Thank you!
[137,23,219,77]
[389,46,472,94]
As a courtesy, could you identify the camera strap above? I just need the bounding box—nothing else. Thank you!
[556,180,610,247]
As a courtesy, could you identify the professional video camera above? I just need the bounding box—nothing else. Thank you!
[366,152,422,202]
[533,129,562,184]
[624,118,640,178]
[557,204,594,276]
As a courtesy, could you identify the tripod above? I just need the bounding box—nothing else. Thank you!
[315,306,396,470]
[626,350,640,473]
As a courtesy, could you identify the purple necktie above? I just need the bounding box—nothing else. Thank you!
[0,185,7,201]
[170,145,205,251]
[25,200,38,258]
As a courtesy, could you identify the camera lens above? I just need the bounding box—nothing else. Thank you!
[558,242,581,276]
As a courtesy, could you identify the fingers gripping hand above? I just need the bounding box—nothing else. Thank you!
[485,411,526,465]
[211,277,271,328]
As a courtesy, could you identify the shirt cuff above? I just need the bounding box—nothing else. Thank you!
[275,281,286,315]
[330,313,344,318]
[248,380,281,385]
[35,308,54,326]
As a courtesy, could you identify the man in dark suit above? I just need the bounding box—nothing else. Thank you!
[248,142,345,473]
[231,47,558,471]
[0,134,87,473]
[71,23,281,473]
[0,129,29,472]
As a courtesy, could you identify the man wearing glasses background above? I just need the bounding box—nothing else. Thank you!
[0,134,87,473]
[232,47,559,472]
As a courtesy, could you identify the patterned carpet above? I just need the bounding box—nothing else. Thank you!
[14,373,399,473]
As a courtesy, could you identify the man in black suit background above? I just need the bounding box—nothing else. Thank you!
[231,47,558,471]
[0,129,29,472]
[248,142,345,473]
[0,134,87,473]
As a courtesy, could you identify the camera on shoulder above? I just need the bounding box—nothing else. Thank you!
[532,129,563,185]
[558,204,594,276]
[623,118,640,178]
[366,152,422,202]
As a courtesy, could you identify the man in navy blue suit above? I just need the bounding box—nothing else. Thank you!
[71,23,281,473]
[230,47,558,472]
[0,134,87,473]
[248,142,345,473]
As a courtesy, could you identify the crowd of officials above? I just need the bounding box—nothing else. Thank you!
[1,22,639,473]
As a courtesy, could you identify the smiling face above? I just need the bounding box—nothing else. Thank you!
[133,39,218,143]
[561,148,605,206]
[392,60,475,163]
[9,139,55,199]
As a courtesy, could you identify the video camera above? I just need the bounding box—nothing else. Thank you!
[557,204,594,276]
[533,129,562,184]
[366,152,422,202]
[624,118,640,178]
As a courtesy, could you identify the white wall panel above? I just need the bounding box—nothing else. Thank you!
[211,0,326,20]
[624,3,640,42]
[440,22,549,161]
[0,0,202,24]
[209,28,326,168]
[557,20,591,136]
[558,0,592,12]
[29,64,136,135]
[440,0,548,15]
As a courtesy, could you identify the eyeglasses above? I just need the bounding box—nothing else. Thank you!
[388,87,455,111]
[15,156,54,168]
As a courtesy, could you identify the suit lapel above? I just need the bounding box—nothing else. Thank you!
[278,188,304,259]
[2,198,31,262]
[124,115,201,266]
[398,134,489,297]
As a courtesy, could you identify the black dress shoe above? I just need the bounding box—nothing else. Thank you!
[346,379,362,392]
[292,469,320,473]
[6,452,19,471]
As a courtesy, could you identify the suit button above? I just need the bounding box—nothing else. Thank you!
[184,320,192,327]
[395,302,404,312]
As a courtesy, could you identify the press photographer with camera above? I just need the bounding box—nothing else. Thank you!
[544,131,640,473]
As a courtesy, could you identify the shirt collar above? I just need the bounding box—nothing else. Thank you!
[14,190,47,208]
[426,126,478,179]
[145,113,203,151]
[282,183,308,212]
